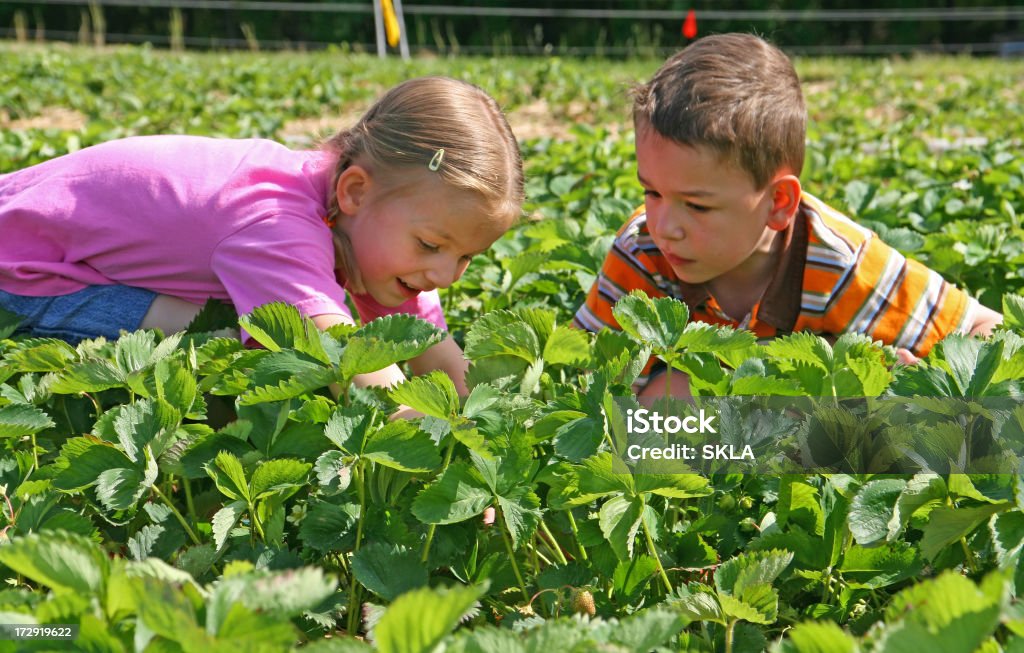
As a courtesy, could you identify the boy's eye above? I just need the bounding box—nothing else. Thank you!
[418,239,440,252]
[643,189,661,199]
[686,202,711,213]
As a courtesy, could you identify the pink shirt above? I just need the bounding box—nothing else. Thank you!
[0,135,446,330]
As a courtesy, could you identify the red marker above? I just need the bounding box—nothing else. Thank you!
[682,9,697,39]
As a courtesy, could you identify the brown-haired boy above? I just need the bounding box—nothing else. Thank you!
[573,33,1002,398]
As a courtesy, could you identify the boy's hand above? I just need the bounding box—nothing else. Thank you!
[895,348,920,366]
[389,405,425,421]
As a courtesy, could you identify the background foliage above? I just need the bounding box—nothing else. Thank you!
[0,42,1023,652]
[2,0,1023,55]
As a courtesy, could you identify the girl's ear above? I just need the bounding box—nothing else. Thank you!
[335,165,371,216]
[766,174,802,232]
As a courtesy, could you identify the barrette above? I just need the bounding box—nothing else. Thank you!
[428,148,445,171]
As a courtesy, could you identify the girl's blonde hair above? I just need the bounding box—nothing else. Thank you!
[322,76,524,293]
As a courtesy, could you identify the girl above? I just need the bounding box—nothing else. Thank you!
[0,77,524,395]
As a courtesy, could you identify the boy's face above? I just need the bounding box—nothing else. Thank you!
[636,131,791,292]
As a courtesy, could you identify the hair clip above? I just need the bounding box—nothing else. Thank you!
[428,148,445,171]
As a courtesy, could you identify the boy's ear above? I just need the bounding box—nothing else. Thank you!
[335,165,371,216]
[766,174,802,232]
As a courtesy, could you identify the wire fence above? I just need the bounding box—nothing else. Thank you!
[3,1,1023,56]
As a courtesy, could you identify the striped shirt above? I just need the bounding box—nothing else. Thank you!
[573,193,977,381]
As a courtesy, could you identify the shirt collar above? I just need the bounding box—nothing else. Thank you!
[671,204,808,332]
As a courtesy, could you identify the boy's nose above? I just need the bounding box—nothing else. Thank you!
[650,209,685,241]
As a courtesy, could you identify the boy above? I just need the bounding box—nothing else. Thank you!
[573,33,1002,398]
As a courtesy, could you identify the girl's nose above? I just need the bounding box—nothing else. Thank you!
[426,257,466,289]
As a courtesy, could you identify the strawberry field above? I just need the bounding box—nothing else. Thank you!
[1,44,1024,652]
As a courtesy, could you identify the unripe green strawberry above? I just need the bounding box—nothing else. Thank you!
[570,588,596,616]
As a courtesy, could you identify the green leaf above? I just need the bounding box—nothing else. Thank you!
[715,549,794,596]
[150,358,200,416]
[765,332,833,372]
[496,486,542,549]
[250,458,311,499]
[351,543,429,601]
[611,291,690,353]
[920,503,1007,561]
[0,531,108,596]
[96,463,156,511]
[849,478,907,545]
[720,584,780,624]
[612,554,659,601]
[324,404,376,454]
[212,500,246,551]
[879,571,1004,653]
[299,502,359,553]
[888,474,948,541]
[675,321,757,354]
[373,584,485,653]
[341,314,444,379]
[542,326,590,366]
[363,420,441,472]
[238,302,330,364]
[0,305,24,339]
[0,403,55,438]
[112,397,181,463]
[1003,294,1024,330]
[314,450,352,494]
[840,542,923,589]
[411,462,491,525]
[599,494,643,560]
[206,451,250,503]
[774,621,857,653]
[209,567,337,623]
[5,339,77,372]
[611,608,688,651]
[669,585,724,623]
[130,575,205,646]
[464,311,541,362]
[52,436,134,492]
[388,371,459,422]
[48,359,125,393]
[238,351,335,405]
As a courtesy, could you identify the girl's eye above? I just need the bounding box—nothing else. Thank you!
[643,189,660,199]
[687,202,711,213]
[418,239,440,252]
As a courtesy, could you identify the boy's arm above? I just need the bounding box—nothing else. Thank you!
[968,304,1003,337]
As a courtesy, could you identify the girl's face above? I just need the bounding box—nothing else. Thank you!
[337,167,510,307]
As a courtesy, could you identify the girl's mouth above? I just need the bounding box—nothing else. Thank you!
[397,278,419,298]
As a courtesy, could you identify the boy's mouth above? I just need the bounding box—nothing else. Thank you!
[664,252,695,266]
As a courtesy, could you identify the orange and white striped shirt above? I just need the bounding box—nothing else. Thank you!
[573,193,977,381]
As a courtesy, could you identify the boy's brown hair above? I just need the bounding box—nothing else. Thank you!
[632,33,806,190]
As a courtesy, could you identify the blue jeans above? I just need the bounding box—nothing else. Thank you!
[0,285,157,343]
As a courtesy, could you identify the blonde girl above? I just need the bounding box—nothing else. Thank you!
[0,77,524,394]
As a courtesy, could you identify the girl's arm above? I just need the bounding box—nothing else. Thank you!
[408,335,470,396]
